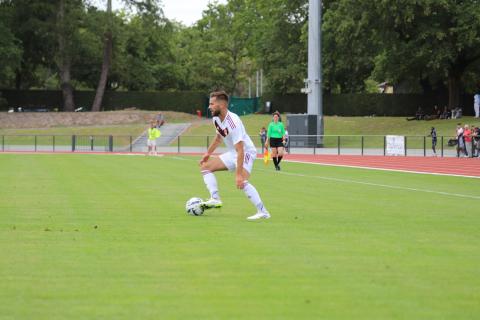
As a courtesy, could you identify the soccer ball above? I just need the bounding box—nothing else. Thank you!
[186,197,204,216]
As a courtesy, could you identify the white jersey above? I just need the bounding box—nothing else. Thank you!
[212,111,257,154]
[474,93,480,106]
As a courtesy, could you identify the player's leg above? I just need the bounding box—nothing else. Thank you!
[271,146,279,169]
[276,146,285,169]
[200,155,228,208]
[238,152,270,220]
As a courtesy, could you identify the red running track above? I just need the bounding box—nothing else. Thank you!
[285,154,480,178]
[2,151,479,178]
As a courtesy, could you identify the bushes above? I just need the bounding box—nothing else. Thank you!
[1,89,474,116]
[0,90,207,113]
[263,93,473,116]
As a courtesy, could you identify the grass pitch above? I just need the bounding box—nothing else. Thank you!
[0,154,479,319]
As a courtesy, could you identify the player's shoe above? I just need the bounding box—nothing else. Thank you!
[247,211,271,220]
[202,198,223,209]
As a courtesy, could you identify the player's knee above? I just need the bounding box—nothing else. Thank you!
[200,161,212,172]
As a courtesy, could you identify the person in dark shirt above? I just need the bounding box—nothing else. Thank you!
[428,127,437,156]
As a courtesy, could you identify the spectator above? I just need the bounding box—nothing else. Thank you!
[433,105,441,119]
[428,127,437,156]
[416,106,426,120]
[284,130,290,153]
[426,105,441,120]
[155,113,165,128]
[146,121,161,156]
[452,107,463,119]
[440,106,451,119]
[406,106,425,121]
[473,126,480,157]
[464,124,473,157]
[259,127,267,152]
[456,123,466,157]
[474,91,479,118]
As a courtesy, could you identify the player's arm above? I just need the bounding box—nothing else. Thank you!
[200,133,222,165]
[265,124,271,148]
[281,123,286,144]
[234,140,245,189]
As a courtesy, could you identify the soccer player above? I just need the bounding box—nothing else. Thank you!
[199,91,270,220]
[265,111,286,170]
[146,121,161,156]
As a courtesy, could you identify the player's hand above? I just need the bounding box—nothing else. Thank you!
[199,153,210,166]
[236,174,244,189]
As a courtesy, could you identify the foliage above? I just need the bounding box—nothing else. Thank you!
[0,4,22,87]
[323,0,480,105]
[1,0,480,108]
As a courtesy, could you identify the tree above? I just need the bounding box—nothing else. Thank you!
[0,3,22,87]
[4,0,57,89]
[323,0,480,106]
[322,0,379,93]
[184,1,251,94]
[114,11,178,90]
[247,0,308,94]
[91,0,113,112]
[373,0,480,106]
[56,0,83,111]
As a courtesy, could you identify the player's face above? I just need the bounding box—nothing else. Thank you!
[273,114,279,122]
[209,97,222,117]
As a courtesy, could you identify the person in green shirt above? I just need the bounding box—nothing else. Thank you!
[147,121,161,156]
[265,111,286,170]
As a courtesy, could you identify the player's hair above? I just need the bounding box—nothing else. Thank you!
[272,111,282,122]
[210,91,229,104]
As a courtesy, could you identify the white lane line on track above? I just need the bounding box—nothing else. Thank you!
[285,159,480,179]
[257,167,480,200]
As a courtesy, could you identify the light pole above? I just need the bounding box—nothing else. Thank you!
[288,0,323,147]
[307,0,322,119]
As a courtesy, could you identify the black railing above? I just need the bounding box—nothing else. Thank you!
[0,134,477,158]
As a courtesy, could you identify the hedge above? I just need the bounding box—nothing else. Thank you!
[263,93,474,116]
[0,90,208,114]
[0,89,475,117]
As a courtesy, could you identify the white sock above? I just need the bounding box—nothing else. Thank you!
[243,181,268,213]
[201,170,220,200]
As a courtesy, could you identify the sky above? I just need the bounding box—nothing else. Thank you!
[99,0,227,26]
[161,0,227,26]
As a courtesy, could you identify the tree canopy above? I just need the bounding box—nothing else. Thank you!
[0,0,479,109]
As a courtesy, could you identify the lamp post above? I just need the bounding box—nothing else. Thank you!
[307,0,322,119]
[289,0,323,147]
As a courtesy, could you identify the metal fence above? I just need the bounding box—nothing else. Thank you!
[0,134,472,157]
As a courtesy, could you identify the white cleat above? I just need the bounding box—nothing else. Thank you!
[247,212,271,221]
[202,198,223,209]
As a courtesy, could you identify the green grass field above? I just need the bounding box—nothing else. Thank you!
[1,154,479,319]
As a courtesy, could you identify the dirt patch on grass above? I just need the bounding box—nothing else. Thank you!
[0,110,201,129]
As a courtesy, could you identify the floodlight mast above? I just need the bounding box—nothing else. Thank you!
[307,0,323,133]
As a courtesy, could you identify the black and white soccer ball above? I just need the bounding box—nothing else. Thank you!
[186,197,204,216]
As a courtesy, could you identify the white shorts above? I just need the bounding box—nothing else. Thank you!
[147,139,156,147]
[219,151,256,173]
